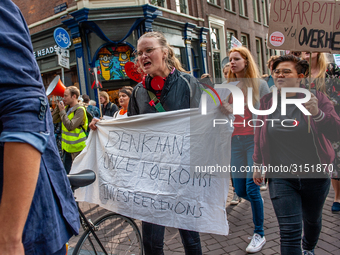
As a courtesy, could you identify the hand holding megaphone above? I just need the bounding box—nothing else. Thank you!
[58,100,65,111]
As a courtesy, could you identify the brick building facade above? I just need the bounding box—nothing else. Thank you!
[12,0,274,101]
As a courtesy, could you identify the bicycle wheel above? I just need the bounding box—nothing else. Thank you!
[72,213,143,255]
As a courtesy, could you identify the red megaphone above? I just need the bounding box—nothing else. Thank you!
[46,75,66,97]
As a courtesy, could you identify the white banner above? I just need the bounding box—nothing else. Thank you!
[70,107,233,235]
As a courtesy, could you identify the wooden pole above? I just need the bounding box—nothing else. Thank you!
[97,87,102,118]
[308,51,312,133]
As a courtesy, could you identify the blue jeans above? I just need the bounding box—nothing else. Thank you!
[269,178,330,254]
[142,222,202,255]
[231,135,264,236]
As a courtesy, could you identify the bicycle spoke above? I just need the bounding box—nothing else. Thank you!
[72,213,142,255]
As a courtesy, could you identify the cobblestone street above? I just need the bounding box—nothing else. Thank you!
[69,183,340,255]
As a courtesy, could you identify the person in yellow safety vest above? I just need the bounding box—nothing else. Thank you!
[52,86,88,173]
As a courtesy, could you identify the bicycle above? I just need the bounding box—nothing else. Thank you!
[67,170,143,255]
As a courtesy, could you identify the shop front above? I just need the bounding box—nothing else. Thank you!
[60,4,209,106]
[31,27,78,108]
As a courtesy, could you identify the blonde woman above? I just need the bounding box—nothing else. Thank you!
[221,46,270,253]
[302,52,340,213]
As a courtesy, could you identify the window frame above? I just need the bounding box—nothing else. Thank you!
[209,16,227,83]
[226,29,237,51]
[262,0,269,25]
[239,0,248,17]
[225,0,234,11]
[176,0,188,14]
[255,37,263,75]
[253,0,261,22]
[240,33,249,49]
[150,0,166,8]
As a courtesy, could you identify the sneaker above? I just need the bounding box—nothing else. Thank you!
[331,202,340,213]
[246,233,266,253]
[260,181,267,191]
[230,192,241,205]
[302,249,315,255]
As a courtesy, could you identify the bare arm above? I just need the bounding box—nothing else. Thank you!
[0,142,41,255]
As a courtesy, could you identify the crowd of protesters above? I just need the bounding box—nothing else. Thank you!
[2,1,340,254]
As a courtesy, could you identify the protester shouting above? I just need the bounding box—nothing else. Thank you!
[253,55,340,255]
[220,46,269,253]
[128,31,202,255]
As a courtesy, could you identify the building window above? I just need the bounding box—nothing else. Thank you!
[209,16,226,83]
[256,38,263,74]
[225,0,234,11]
[253,0,261,22]
[211,28,220,50]
[176,0,188,14]
[208,0,216,4]
[241,33,249,48]
[226,29,237,51]
[262,0,268,25]
[239,0,247,16]
[211,27,222,81]
[150,0,166,7]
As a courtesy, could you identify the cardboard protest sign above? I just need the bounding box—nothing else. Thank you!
[268,0,340,53]
[70,106,233,235]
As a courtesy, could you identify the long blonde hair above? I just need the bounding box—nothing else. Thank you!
[137,32,186,72]
[227,46,261,106]
[314,53,328,94]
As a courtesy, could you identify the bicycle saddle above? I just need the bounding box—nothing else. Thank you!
[67,170,96,190]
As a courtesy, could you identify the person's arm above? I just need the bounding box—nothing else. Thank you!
[308,92,340,141]
[52,106,61,123]
[252,100,265,185]
[0,142,41,255]
[259,79,270,98]
[127,85,141,116]
[60,107,84,131]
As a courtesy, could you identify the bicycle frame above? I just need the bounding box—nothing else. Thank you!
[76,202,109,255]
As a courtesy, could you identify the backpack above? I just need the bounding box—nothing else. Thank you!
[80,106,93,137]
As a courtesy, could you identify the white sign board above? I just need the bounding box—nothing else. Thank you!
[334,54,340,66]
[71,108,233,235]
[58,54,70,69]
[56,47,70,57]
[231,36,242,49]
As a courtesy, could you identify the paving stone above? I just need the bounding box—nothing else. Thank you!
[68,180,340,255]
